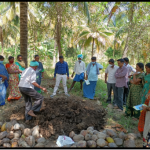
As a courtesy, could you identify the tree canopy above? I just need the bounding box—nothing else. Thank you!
[0,2,150,65]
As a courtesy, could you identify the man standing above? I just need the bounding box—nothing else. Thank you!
[68,54,86,92]
[114,59,128,112]
[19,61,47,123]
[123,57,136,105]
[50,56,70,98]
[105,59,119,106]
[83,57,103,100]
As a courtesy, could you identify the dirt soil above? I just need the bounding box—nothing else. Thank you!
[8,95,107,139]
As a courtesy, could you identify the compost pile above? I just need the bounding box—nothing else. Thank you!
[10,96,107,139]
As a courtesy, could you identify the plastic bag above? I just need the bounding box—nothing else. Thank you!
[56,135,74,147]
[85,80,90,85]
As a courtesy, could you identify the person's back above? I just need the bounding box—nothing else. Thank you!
[19,61,47,123]
[19,67,36,89]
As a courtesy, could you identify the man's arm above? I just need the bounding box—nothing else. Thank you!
[83,62,86,79]
[130,65,136,73]
[115,67,128,78]
[30,72,47,92]
[32,82,47,92]
[66,62,69,77]
[105,73,108,83]
[105,67,108,83]
[72,62,76,78]
[85,63,90,80]
[54,63,57,78]
[98,63,103,70]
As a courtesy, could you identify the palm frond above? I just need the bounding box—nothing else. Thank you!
[84,2,91,25]
[83,36,92,48]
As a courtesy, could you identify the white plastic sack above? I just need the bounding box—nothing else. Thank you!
[85,80,90,85]
[56,135,74,147]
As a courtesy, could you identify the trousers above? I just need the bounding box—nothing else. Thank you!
[53,74,67,95]
[19,87,44,120]
[106,83,117,105]
[116,86,124,110]
[123,81,130,105]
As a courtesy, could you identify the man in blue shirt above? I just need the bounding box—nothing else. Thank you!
[83,57,103,100]
[50,56,70,98]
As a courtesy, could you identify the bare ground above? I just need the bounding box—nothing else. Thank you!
[0,77,143,147]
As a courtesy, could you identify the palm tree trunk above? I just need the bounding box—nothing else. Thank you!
[122,35,129,58]
[53,38,57,68]
[92,38,94,57]
[20,2,28,67]
[122,2,134,58]
[56,7,62,56]
[81,44,84,54]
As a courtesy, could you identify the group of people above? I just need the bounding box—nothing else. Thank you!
[105,58,150,147]
[50,55,103,100]
[0,53,150,147]
[0,54,44,105]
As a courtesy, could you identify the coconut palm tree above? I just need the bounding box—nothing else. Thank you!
[75,23,113,57]
[20,2,28,67]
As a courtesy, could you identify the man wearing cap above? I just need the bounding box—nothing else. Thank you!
[83,57,103,100]
[68,54,86,92]
[50,56,70,98]
[19,61,47,123]
[105,59,119,106]
[123,57,136,105]
[114,59,128,112]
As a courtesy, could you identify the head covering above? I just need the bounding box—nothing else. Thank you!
[109,59,114,63]
[30,61,39,67]
[77,54,83,59]
[59,56,63,59]
[91,57,96,60]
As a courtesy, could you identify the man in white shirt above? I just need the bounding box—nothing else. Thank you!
[123,57,136,105]
[19,61,47,123]
[68,54,86,92]
[105,59,119,105]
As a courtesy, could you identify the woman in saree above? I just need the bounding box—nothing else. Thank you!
[125,63,145,119]
[6,56,22,101]
[15,55,26,80]
[0,55,9,106]
[138,63,150,147]
[34,55,44,93]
